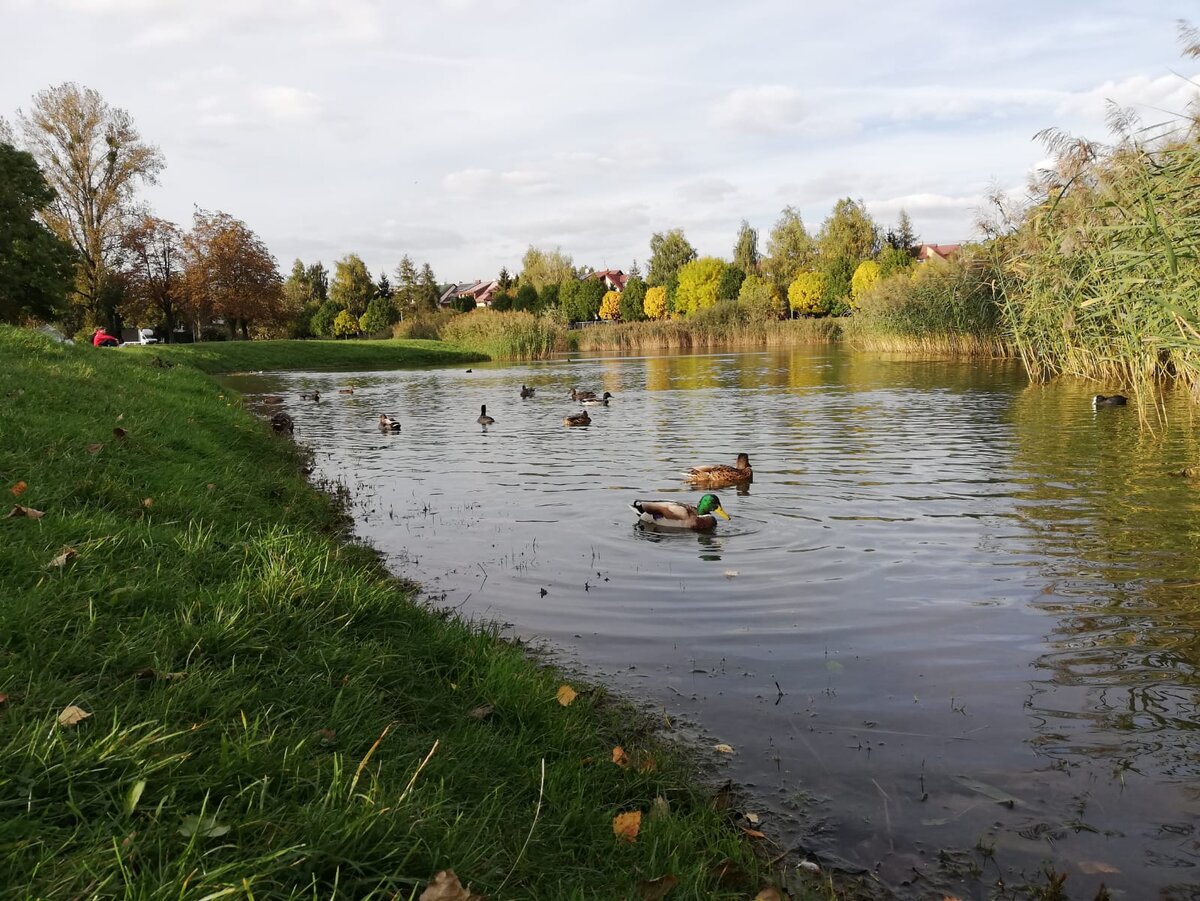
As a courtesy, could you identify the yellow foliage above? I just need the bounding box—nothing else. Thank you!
[612,810,641,842]
[599,290,622,321]
[787,271,827,315]
[849,260,881,310]
[555,684,578,706]
[643,285,667,320]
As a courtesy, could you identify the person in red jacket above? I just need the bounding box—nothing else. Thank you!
[92,327,119,347]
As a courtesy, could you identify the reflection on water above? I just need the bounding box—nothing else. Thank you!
[229,348,1200,899]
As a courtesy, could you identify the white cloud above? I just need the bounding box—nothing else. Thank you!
[442,168,557,197]
[677,177,738,203]
[253,85,321,121]
[710,85,805,133]
[1056,71,1199,122]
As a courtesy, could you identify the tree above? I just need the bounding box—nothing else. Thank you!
[878,245,915,279]
[330,254,375,317]
[717,264,745,301]
[376,271,393,300]
[763,206,815,292]
[497,266,512,291]
[17,83,164,330]
[332,309,359,338]
[539,282,559,309]
[310,300,339,337]
[491,291,513,312]
[564,278,604,321]
[674,257,726,316]
[788,271,827,316]
[620,275,647,322]
[647,228,696,288]
[884,208,918,254]
[418,262,440,310]
[306,262,329,301]
[521,245,575,290]
[818,255,856,315]
[732,219,759,273]
[281,259,322,338]
[557,277,578,316]
[359,297,396,335]
[182,209,282,340]
[119,213,183,339]
[737,274,784,322]
[513,283,539,312]
[818,198,879,262]
[0,142,75,323]
[643,284,667,320]
[394,255,420,312]
[849,260,881,309]
[599,290,621,321]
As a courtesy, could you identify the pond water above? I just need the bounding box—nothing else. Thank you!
[228,348,1200,899]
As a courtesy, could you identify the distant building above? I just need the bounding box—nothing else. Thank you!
[440,280,500,308]
[916,243,962,263]
[586,269,627,292]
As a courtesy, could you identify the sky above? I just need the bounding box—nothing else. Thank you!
[3,0,1198,285]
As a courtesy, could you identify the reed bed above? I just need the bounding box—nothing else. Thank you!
[576,304,841,353]
[439,309,568,360]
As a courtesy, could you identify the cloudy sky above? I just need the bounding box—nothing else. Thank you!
[3,1,1198,283]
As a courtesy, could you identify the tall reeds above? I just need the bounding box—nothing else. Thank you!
[439,309,568,360]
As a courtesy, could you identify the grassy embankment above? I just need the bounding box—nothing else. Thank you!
[0,327,828,898]
[129,336,485,374]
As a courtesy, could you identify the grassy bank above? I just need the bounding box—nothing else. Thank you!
[127,337,485,374]
[0,326,805,898]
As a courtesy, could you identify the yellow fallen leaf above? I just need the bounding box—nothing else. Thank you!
[1078,860,1120,875]
[10,481,27,497]
[741,825,766,839]
[6,504,44,519]
[57,705,91,726]
[713,743,735,754]
[420,869,482,901]
[612,809,641,842]
[142,498,153,509]
[49,547,78,567]
[555,684,578,707]
[612,745,629,767]
[744,811,761,825]
[638,873,679,899]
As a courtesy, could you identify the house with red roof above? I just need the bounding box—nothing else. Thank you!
[587,269,627,292]
[916,243,962,263]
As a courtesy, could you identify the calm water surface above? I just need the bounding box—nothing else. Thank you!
[230,348,1200,899]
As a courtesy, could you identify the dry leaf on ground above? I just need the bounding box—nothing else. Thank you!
[49,547,78,567]
[113,427,128,439]
[0,693,9,705]
[638,873,679,900]
[555,684,578,706]
[10,481,27,497]
[650,795,670,820]
[86,443,103,454]
[467,704,493,720]
[420,869,483,901]
[740,826,766,839]
[612,745,629,766]
[6,505,44,519]
[612,810,641,842]
[637,757,657,773]
[1078,861,1120,875]
[178,814,230,838]
[713,743,735,754]
[57,705,91,726]
[743,811,761,825]
[753,887,790,901]
[797,860,820,874]
[142,498,153,508]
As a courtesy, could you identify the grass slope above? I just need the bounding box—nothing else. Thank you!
[126,337,486,374]
[0,327,780,899]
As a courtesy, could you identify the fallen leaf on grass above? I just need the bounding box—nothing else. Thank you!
[612,745,629,767]
[124,780,146,816]
[113,427,128,439]
[178,814,229,838]
[420,869,483,901]
[612,810,641,842]
[6,505,44,519]
[10,481,27,497]
[141,498,153,509]
[753,887,790,901]
[57,705,91,726]
[637,757,657,774]
[797,860,820,874]
[743,811,761,826]
[206,483,216,491]
[86,442,104,454]
[49,547,78,567]
[318,728,337,744]
[713,743,735,754]
[638,873,679,899]
[0,693,9,706]
[1078,860,1120,875]
[650,795,670,820]
[740,826,766,839]
[556,684,578,707]
[467,704,493,720]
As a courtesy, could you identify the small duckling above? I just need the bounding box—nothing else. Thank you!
[563,410,591,427]
[581,391,612,406]
[520,384,535,398]
[1093,394,1128,408]
[477,404,495,426]
[378,414,401,432]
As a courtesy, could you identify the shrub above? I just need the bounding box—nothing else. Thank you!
[674,257,726,316]
[310,300,340,337]
[332,309,359,338]
[849,260,881,310]
[599,290,621,321]
[788,271,827,315]
[643,285,667,320]
[738,274,784,322]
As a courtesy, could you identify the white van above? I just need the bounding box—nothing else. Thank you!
[123,328,159,345]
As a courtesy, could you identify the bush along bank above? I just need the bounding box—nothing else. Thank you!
[0,326,846,899]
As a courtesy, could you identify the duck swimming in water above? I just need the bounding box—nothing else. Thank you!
[631,494,730,531]
[477,404,495,426]
[563,410,591,426]
[378,414,401,431]
[520,384,535,398]
[1093,394,1128,408]
[581,392,612,406]
[300,390,320,402]
[686,453,752,488]
[570,388,597,401]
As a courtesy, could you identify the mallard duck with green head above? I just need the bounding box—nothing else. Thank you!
[686,453,752,488]
[581,391,612,406]
[631,494,730,531]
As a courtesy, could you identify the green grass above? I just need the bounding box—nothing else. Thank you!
[124,337,486,374]
[0,326,834,899]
